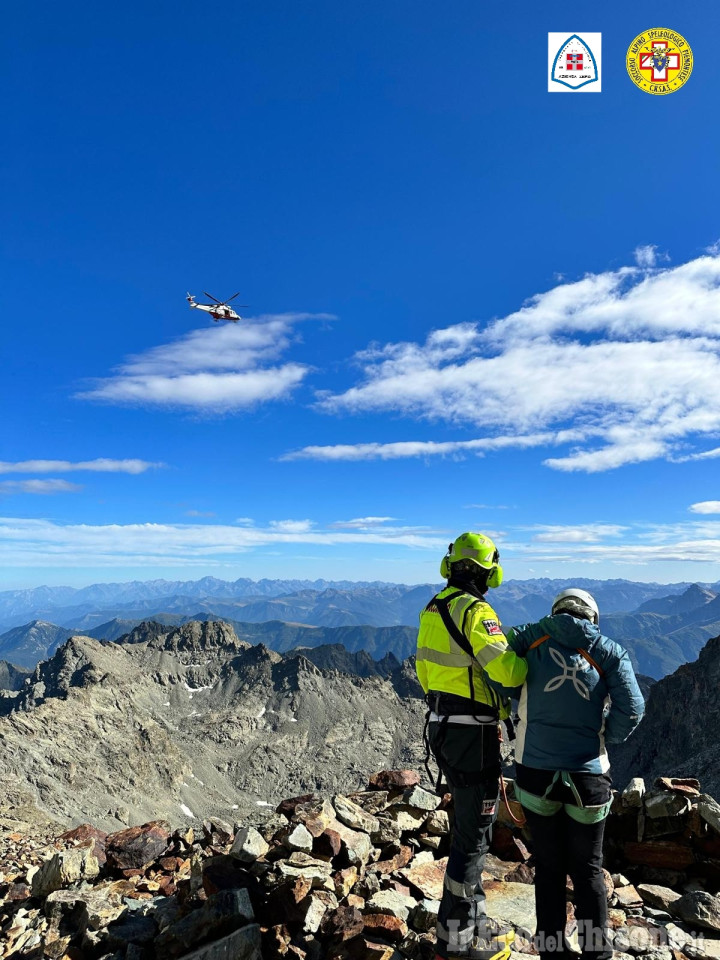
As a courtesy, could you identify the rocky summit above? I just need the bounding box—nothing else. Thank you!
[611,634,720,800]
[1,771,720,960]
[0,621,426,832]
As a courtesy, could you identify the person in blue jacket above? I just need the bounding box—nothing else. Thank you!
[506,588,645,960]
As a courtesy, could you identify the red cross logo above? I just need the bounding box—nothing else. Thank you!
[566,53,584,71]
[639,41,680,82]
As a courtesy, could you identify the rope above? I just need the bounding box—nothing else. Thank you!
[497,724,527,826]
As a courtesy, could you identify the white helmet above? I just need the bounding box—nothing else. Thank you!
[552,588,599,625]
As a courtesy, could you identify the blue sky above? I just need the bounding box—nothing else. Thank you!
[3,0,720,588]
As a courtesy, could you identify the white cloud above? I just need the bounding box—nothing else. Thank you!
[268,519,315,533]
[5,515,720,571]
[283,433,557,462]
[0,480,82,495]
[528,524,627,543]
[689,501,720,515]
[304,252,720,472]
[0,517,447,568]
[634,244,664,268]
[332,517,398,528]
[0,459,162,475]
[78,314,328,412]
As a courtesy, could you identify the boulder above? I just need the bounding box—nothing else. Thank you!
[400,857,448,901]
[154,888,254,959]
[32,845,100,897]
[321,905,365,941]
[330,819,373,867]
[282,823,314,854]
[362,913,408,942]
[699,795,720,835]
[623,840,695,870]
[300,890,338,933]
[172,923,261,960]
[334,866,358,899]
[636,884,682,912]
[293,798,336,829]
[259,814,289,843]
[409,899,440,933]
[277,853,334,886]
[44,881,129,929]
[105,821,171,871]
[371,817,402,846]
[400,787,439,813]
[202,818,235,846]
[424,809,449,836]
[622,779,646,807]
[644,791,691,820]
[370,845,414,874]
[685,938,720,960]
[483,881,537,931]
[365,889,417,922]
[383,807,427,833]
[231,827,269,863]
[276,794,317,817]
[655,777,701,796]
[368,770,421,791]
[315,828,343,859]
[672,891,720,934]
[614,885,643,909]
[347,791,391,815]
[334,795,380,835]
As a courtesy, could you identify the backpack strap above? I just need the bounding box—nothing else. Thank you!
[528,633,604,676]
[432,591,500,715]
[433,590,480,661]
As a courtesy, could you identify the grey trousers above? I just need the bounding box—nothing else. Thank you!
[429,720,501,958]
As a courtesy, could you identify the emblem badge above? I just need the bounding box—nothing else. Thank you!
[548,33,601,92]
[626,28,693,94]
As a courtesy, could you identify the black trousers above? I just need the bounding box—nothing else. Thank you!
[429,720,501,958]
[516,765,612,960]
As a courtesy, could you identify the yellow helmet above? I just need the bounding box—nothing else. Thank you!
[440,532,503,588]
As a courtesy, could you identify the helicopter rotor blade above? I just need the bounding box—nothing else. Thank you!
[225,292,242,303]
[203,292,223,304]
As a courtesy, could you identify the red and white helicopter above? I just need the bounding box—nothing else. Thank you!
[186,291,248,323]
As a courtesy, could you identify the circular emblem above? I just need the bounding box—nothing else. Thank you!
[626,28,693,94]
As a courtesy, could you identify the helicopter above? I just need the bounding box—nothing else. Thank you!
[186,292,248,323]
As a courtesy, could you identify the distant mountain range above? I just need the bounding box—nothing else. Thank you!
[1,576,718,679]
[0,575,700,633]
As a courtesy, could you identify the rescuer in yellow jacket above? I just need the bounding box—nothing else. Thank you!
[416,532,527,960]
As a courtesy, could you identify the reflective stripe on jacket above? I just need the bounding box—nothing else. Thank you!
[415,586,528,718]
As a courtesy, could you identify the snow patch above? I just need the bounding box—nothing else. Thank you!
[256,706,266,719]
[232,804,239,810]
[255,801,272,807]
[180,803,195,818]
[183,680,214,694]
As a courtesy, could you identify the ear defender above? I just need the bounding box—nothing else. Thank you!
[487,563,503,588]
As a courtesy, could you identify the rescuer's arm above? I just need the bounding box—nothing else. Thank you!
[603,644,645,744]
[467,605,528,688]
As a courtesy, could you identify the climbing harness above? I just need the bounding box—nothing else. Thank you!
[514,770,612,824]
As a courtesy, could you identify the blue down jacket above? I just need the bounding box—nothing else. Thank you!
[507,613,645,774]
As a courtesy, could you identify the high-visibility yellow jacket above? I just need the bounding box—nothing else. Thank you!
[415,585,528,718]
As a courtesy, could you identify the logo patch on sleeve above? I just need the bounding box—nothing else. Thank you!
[482,619,503,636]
[482,799,497,815]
